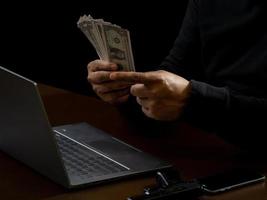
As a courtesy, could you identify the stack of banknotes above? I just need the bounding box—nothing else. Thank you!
[77,15,135,71]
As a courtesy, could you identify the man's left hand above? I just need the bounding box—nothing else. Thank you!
[110,70,191,121]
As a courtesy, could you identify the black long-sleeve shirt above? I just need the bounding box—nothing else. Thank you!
[159,0,267,149]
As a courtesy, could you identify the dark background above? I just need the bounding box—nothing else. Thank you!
[0,1,188,95]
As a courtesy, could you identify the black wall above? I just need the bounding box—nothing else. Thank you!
[0,1,188,95]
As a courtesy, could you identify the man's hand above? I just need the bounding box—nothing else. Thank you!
[87,60,132,104]
[110,70,191,121]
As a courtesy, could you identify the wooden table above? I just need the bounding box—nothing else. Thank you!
[0,84,266,200]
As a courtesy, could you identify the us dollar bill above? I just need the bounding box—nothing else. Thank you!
[102,24,135,71]
[77,15,107,60]
[77,14,135,71]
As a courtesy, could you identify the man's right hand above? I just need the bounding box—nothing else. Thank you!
[87,60,132,104]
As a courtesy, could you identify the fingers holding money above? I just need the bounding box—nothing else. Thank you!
[87,59,132,104]
[88,71,113,84]
[87,60,118,84]
[88,60,118,72]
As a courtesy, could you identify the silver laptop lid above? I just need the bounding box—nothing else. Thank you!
[0,66,69,187]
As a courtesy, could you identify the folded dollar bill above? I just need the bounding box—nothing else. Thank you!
[77,15,135,71]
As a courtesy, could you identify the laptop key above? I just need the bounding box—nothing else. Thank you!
[55,133,128,178]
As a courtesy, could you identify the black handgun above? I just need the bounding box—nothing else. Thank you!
[127,171,202,200]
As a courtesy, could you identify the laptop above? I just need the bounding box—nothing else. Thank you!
[0,66,171,188]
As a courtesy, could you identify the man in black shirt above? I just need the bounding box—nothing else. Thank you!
[87,0,267,151]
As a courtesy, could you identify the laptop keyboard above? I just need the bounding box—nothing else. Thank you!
[55,133,128,179]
